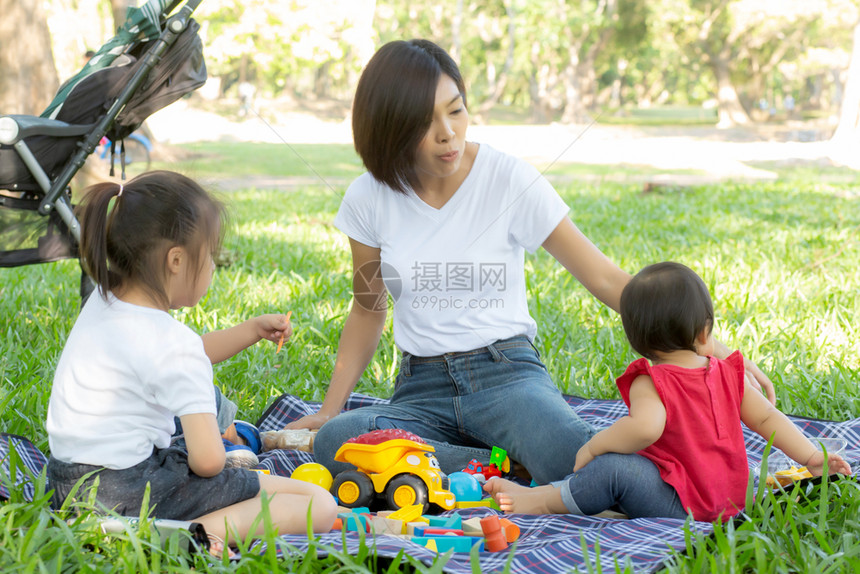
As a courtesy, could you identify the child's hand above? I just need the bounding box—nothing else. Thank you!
[254,313,292,345]
[574,443,595,472]
[805,451,853,478]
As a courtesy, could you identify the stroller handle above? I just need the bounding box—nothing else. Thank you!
[38,0,202,219]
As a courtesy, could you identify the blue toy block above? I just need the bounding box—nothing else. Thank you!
[337,512,368,532]
[411,536,484,553]
[426,514,463,529]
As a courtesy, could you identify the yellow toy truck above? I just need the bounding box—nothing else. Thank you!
[331,429,456,513]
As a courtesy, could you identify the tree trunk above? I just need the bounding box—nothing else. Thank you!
[450,0,463,63]
[832,19,860,144]
[559,53,587,124]
[473,0,515,118]
[110,0,136,32]
[709,54,750,127]
[0,0,59,114]
[528,41,554,123]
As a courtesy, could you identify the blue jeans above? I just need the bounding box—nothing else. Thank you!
[555,452,687,519]
[314,336,595,485]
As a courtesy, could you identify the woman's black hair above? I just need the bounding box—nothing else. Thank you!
[352,39,467,194]
[620,262,715,360]
[77,170,226,307]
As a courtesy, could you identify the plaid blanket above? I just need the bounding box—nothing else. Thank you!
[251,393,860,573]
[3,393,859,573]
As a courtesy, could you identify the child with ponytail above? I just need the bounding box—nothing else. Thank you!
[46,171,336,553]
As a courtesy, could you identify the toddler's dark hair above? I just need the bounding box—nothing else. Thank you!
[77,171,225,307]
[620,262,714,360]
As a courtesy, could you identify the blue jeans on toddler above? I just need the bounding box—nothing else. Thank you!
[554,452,687,519]
[314,336,596,485]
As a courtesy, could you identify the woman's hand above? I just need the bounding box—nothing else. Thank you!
[284,412,334,431]
[804,450,852,478]
[253,313,292,345]
[743,357,776,405]
[714,340,776,405]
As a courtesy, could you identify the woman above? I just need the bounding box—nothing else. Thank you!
[287,39,775,485]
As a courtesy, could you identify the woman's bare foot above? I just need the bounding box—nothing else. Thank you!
[483,478,567,515]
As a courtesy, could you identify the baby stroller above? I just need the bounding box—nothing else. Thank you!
[0,0,206,298]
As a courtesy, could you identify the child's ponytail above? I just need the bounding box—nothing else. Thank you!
[77,183,124,299]
[76,171,225,307]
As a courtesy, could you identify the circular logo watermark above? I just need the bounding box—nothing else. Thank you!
[353,261,401,312]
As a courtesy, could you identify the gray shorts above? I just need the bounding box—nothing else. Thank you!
[48,447,260,520]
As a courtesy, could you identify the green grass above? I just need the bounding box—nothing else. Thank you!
[153,142,364,180]
[2,144,860,572]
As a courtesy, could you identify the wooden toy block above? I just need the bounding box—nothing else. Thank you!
[411,536,484,553]
[461,517,484,536]
[337,513,369,532]
[406,521,428,536]
[426,514,463,529]
[455,498,500,509]
[480,515,508,552]
[413,526,465,537]
[499,518,520,543]
[371,516,405,535]
[388,504,423,522]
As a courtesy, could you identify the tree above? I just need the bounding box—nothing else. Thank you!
[830,1,860,151]
[109,0,136,32]
[198,0,375,100]
[670,0,750,127]
[0,0,59,114]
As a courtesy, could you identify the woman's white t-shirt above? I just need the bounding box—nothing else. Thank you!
[334,143,569,356]
[47,293,216,469]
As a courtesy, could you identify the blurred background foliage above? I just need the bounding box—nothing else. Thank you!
[8,0,860,131]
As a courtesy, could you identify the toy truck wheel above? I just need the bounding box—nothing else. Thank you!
[385,475,428,512]
[331,470,374,508]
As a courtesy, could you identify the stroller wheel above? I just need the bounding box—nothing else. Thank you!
[120,137,152,180]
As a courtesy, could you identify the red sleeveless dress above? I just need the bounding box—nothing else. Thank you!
[616,351,748,522]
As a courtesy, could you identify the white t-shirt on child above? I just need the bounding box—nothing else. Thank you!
[334,143,569,356]
[47,293,216,470]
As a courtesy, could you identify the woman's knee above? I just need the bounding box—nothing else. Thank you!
[313,414,373,469]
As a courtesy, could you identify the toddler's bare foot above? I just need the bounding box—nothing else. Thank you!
[483,478,566,515]
[206,534,237,559]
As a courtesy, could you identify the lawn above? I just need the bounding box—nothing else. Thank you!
[1,142,859,572]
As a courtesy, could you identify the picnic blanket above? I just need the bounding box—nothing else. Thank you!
[252,392,860,573]
[3,393,860,573]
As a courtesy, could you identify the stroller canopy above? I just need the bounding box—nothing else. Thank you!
[0,0,204,272]
[44,0,176,119]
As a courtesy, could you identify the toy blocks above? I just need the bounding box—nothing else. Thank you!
[480,515,508,552]
[412,536,484,553]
